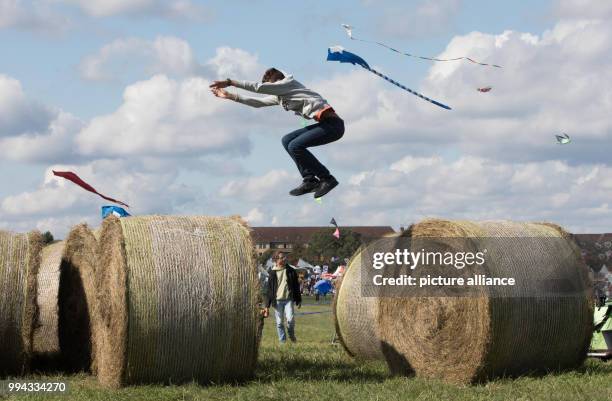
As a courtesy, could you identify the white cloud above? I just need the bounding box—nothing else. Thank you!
[205,47,263,80]
[75,74,255,158]
[316,16,612,170]
[4,10,612,235]
[244,207,265,224]
[0,74,55,137]
[79,36,201,82]
[219,170,298,203]
[59,0,210,20]
[0,160,192,237]
[210,155,612,233]
[390,156,443,174]
[0,112,83,162]
[79,40,264,85]
[0,75,82,162]
[555,0,612,19]
[1,47,272,164]
[0,0,68,32]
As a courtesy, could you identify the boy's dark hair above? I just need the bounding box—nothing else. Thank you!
[273,251,287,260]
[262,68,285,83]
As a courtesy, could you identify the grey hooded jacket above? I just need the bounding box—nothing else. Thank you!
[232,75,330,120]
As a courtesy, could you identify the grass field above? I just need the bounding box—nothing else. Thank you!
[4,296,612,401]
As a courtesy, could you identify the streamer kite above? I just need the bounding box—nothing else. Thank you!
[53,170,129,207]
[555,133,571,145]
[342,24,502,68]
[327,46,451,110]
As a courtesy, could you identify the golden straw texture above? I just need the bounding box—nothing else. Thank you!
[96,215,261,387]
[59,225,100,374]
[32,242,63,358]
[0,230,42,376]
[378,219,593,384]
[334,242,389,361]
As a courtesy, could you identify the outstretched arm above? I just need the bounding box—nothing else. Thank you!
[211,88,279,108]
[210,78,294,96]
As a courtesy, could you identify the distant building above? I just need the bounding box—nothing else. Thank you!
[250,226,395,256]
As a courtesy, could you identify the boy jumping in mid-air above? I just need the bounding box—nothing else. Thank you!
[210,68,344,198]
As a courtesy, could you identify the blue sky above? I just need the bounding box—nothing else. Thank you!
[1,0,611,237]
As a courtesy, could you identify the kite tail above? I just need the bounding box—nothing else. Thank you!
[350,37,502,68]
[364,66,452,110]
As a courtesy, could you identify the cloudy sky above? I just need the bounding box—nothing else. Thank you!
[1,0,611,237]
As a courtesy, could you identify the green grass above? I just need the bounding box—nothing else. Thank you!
[5,296,612,401]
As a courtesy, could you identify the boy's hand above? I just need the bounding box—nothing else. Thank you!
[262,307,270,318]
[209,79,231,89]
[211,88,233,99]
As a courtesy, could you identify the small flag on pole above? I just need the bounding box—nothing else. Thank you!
[330,217,340,238]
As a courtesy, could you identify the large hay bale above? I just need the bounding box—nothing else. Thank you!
[95,215,261,388]
[58,225,100,374]
[378,220,593,384]
[31,241,64,370]
[0,230,42,376]
[334,237,397,361]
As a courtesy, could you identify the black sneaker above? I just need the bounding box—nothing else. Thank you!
[313,177,338,198]
[289,179,320,196]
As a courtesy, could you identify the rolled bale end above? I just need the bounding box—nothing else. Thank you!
[95,215,261,388]
[30,241,65,371]
[58,224,100,374]
[378,219,593,384]
[334,245,386,362]
[0,230,43,377]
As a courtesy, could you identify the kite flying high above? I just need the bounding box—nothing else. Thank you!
[342,24,502,68]
[555,133,571,145]
[327,46,452,110]
[53,170,129,208]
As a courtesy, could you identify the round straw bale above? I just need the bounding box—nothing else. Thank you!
[58,224,100,374]
[334,236,399,362]
[95,215,261,388]
[378,219,593,384]
[0,230,43,376]
[30,241,64,370]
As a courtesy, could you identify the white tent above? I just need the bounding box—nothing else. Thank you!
[296,258,313,269]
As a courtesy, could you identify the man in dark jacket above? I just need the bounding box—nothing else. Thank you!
[264,251,302,343]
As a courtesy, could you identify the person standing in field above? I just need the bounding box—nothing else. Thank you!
[209,68,344,198]
[264,251,302,343]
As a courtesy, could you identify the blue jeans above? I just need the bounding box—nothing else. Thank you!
[281,116,344,181]
[274,300,295,343]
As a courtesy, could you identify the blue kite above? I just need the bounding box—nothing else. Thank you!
[327,46,452,110]
[102,205,131,219]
